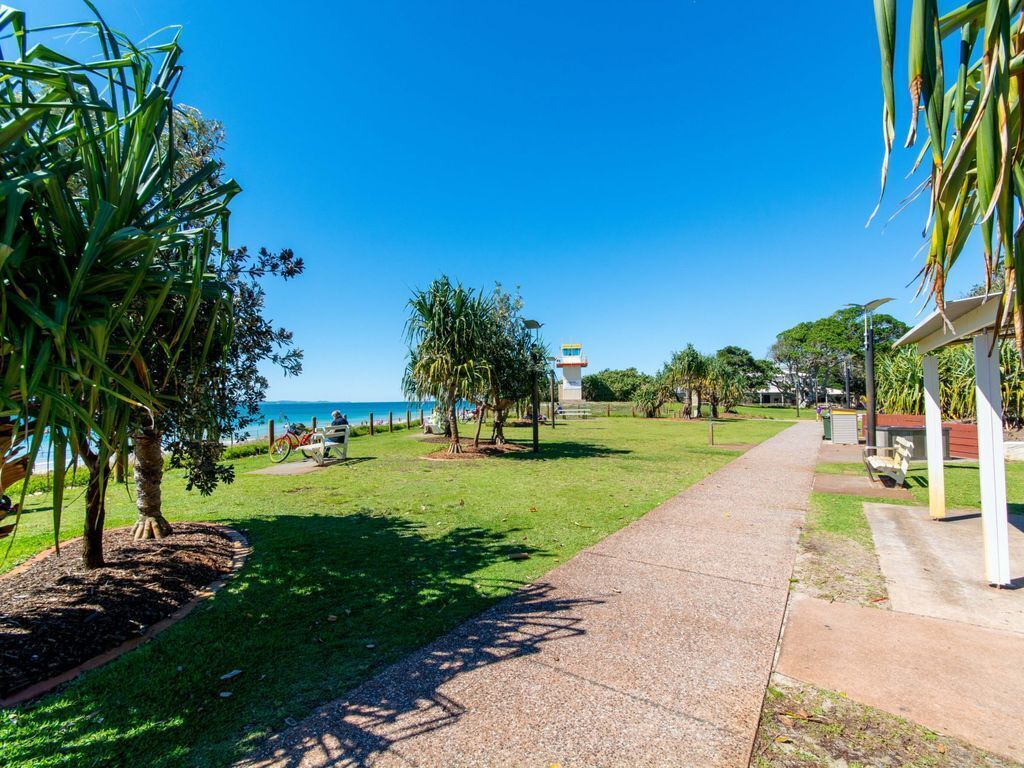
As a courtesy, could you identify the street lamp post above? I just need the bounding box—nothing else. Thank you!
[846,298,892,448]
[524,320,543,452]
[844,356,852,408]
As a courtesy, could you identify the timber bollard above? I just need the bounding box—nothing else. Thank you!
[607,403,611,417]
[311,416,317,432]
[388,411,393,432]
[369,412,374,436]
[268,420,275,448]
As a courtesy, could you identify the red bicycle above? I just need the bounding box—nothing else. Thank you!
[269,423,314,463]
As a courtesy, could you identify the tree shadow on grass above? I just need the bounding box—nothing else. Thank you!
[0,512,587,768]
[496,441,632,461]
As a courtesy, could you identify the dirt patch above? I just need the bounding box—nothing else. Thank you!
[752,675,1021,767]
[421,435,531,461]
[792,529,889,608]
[0,523,239,700]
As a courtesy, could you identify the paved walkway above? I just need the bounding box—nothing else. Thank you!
[238,421,821,768]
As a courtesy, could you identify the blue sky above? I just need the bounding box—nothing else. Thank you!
[28,1,964,400]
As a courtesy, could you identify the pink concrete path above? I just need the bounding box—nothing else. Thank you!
[238,421,821,768]
[778,593,1024,762]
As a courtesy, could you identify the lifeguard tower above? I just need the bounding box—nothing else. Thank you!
[556,343,587,402]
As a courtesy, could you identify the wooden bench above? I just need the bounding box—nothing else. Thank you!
[298,424,350,466]
[559,408,592,419]
[863,436,913,487]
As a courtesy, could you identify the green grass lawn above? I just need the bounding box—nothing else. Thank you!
[805,492,880,548]
[0,417,788,768]
[732,404,818,421]
[815,459,1024,511]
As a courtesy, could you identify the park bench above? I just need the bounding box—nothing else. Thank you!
[863,436,913,487]
[559,408,592,419]
[298,424,350,466]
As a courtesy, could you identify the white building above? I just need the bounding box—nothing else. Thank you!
[556,343,587,402]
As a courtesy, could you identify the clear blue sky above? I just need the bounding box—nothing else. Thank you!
[29,1,965,400]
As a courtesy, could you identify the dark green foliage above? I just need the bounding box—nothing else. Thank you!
[582,368,652,402]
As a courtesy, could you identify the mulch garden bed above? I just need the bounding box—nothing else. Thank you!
[753,675,1021,767]
[0,523,240,701]
[421,435,530,461]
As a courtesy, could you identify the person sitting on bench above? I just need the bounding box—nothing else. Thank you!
[327,410,348,459]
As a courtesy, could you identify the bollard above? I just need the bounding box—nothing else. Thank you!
[406,409,411,429]
[369,412,374,436]
[268,419,275,449]
[311,416,317,432]
[607,403,611,417]
[388,411,393,432]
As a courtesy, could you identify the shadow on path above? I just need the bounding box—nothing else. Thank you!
[243,582,603,768]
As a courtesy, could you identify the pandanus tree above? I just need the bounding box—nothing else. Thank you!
[403,277,492,453]
[872,0,1024,357]
[661,344,707,417]
[0,6,239,567]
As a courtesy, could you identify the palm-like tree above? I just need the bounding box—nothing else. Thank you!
[662,345,707,418]
[0,7,238,567]
[403,278,492,453]
[873,0,1024,357]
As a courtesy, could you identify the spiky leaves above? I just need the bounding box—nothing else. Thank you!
[0,6,239,564]
[874,0,1024,359]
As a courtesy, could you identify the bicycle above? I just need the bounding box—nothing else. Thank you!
[269,423,314,463]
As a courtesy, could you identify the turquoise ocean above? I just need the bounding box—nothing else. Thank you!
[245,401,437,440]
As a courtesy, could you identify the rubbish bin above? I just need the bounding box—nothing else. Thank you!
[822,413,832,441]
[829,409,860,445]
[875,425,950,460]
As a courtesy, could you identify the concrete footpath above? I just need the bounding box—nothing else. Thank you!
[778,593,1024,762]
[239,421,821,768]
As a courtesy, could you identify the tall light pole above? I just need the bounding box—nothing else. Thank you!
[846,298,892,448]
[524,320,543,452]
[843,355,852,408]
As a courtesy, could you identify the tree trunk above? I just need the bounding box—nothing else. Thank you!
[81,446,109,570]
[131,426,172,540]
[493,408,507,444]
[449,403,462,453]
[473,406,485,448]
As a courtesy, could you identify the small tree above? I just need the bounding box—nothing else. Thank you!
[477,285,543,445]
[0,8,239,567]
[404,278,492,454]
[633,380,670,418]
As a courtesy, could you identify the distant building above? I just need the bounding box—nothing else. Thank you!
[556,343,587,402]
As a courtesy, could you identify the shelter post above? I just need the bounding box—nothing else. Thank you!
[921,353,946,519]
[973,331,1011,586]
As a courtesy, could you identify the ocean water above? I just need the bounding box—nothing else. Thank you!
[25,402,438,469]
[243,401,438,440]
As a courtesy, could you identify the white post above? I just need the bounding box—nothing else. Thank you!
[973,332,1011,586]
[922,353,946,519]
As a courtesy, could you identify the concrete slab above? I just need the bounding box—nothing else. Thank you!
[778,593,1024,762]
[864,503,1024,634]
[812,472,913,500]
[237,421,821,768]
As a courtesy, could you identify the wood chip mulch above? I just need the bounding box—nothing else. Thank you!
[422,435,530,461]
[0,523,237,700]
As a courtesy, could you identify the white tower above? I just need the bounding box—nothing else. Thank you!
[557,343,587,402]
